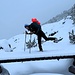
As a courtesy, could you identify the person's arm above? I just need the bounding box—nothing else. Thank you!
[25,31,34,35]
[28,24,36,34]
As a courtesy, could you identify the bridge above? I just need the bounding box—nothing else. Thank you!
[0,49,75,63]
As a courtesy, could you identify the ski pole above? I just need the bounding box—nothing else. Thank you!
[24,31,27,51]
[29,34,32,53]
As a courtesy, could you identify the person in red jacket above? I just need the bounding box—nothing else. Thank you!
[24,21,58,52]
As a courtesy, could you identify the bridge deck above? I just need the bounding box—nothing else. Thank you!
[0,49,75,63]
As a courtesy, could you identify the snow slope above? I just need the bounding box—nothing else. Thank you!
[0,16,75,75]
[8,16,74,52]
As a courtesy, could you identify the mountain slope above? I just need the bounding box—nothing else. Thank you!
[43,4,75,25]
[8,16,74,52]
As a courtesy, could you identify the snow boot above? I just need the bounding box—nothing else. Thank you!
[53,37,63,43]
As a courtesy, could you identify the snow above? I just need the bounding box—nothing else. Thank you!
[0,16,74,75]
[0,39,12,52]
[30,73,64,75]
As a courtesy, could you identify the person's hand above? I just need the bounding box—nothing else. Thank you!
[25,31,28,34]
[29,31,35,35]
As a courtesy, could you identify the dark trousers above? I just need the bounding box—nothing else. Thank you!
[37,30,56,51]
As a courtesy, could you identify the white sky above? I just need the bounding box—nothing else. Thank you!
[0,0,75,39]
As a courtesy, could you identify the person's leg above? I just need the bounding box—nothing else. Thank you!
[37,35,43,51]
[40,30,56,41]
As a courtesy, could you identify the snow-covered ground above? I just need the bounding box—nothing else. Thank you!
[30,73,64,75]
[0,16,75,75]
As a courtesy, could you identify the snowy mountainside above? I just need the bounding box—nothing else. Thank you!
[43,4,75,25]
[0,16,74,52]
[8,16,74,52]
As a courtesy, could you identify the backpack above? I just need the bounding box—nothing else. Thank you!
[31,18,40,25]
